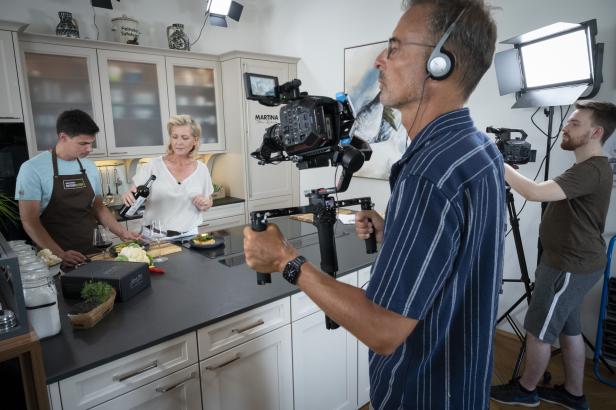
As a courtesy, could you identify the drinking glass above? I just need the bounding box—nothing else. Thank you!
[150,219,168,263]
[93,226,112,258]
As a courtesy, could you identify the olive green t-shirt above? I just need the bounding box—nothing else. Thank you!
[539,156,613,273]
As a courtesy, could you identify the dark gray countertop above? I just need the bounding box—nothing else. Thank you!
[41,218,376,383]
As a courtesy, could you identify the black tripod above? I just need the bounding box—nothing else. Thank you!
[497,186,535,382]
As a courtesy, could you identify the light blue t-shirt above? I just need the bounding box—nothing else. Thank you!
[15,151,102,214]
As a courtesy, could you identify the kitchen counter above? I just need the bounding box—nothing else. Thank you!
[40,218,376,383]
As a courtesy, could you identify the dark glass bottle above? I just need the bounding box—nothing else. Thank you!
[119,174,156,217]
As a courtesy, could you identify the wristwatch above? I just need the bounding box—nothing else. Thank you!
[282,255,307,285]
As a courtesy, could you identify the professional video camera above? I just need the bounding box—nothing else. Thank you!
[245,73,377,330]
[244,73,372,192]
[486,126,537,165]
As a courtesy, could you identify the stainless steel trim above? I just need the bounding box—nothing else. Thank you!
[113,360,158,382]
[205,354,241,371]
[155,372,197,393]
[109,151,128,155]
[231,319,264,334]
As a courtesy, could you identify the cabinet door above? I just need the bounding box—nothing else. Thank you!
[200,325,293,410]
[91,364,201,410]
[21,42,106,155]
[292,310,357,410]
[242,60,294,200]
[98,50,169,157]
[357,266,372,408]
[0,30,22,120]
[166,57,225,152]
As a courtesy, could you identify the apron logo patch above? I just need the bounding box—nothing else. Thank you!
[63,178,86,190]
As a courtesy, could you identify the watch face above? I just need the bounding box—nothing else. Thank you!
[283,256,306,284]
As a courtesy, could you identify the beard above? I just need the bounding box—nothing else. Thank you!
[560,132,590,151]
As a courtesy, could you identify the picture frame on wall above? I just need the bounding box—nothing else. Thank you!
[344,41,408,180]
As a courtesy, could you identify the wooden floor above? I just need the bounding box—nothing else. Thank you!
[360,330,616,409]
[490,330,616,409]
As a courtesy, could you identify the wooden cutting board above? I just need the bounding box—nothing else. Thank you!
[288,208,358,224]
[91,243,182,260]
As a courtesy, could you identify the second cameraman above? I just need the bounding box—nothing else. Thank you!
[491,100,616,409]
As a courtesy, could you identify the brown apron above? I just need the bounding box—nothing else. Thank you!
[40,149,98,255]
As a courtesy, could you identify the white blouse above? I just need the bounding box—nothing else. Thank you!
[133,156,213,233]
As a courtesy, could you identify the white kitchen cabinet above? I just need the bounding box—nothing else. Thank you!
[20,42,107,156]
[0,29,22,121]
[59,332,198,410]
[201,201,246,231]
[98,49,170,157]
[291,271,358,410]
[218,53,300,222]
[166,56,225,152]
[356,266,372,408]
[197,297,290,360]
[200,325,293,410]
[47,382,62,410]
[292,311,358,410]
[90,364,201,410]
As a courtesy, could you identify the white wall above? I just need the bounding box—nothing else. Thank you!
[2,0,615,350]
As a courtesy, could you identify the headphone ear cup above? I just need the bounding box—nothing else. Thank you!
[427,49,455,80]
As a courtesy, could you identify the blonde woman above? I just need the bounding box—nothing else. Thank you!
[122,115,213,237]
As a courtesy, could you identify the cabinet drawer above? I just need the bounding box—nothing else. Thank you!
[291,272,357,322]
[199,214,245,232]
[91,364,201,410]
[59,332,198,410]
[197,298,290,360]
[203,202,245,221]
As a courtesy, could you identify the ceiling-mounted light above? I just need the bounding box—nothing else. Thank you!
[207,0,243,28]
[91,0,117,10]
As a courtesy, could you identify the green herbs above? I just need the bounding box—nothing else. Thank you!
[80,281,114,305]
[0,193,19,231]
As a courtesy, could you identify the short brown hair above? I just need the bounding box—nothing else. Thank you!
[165,114,201,159]
[574,100,616,144]
[403,0,497,99]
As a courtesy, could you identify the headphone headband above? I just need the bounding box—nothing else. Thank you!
[427,8,468,80]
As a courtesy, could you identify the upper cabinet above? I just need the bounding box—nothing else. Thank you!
[98,50,169,156]
[21,42,106,156]
[18,35,226,158]
[0,30,23,121]
[166,57,225,152]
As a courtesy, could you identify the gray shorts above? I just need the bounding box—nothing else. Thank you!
[524,264,602,344]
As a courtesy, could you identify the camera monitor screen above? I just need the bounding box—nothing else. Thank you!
[244,73,279,100]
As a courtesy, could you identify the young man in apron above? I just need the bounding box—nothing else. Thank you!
[16,110,140,267]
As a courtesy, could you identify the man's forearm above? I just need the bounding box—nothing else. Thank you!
[296,263,417,355]
[94,203,128,237]
[22,218,64,256]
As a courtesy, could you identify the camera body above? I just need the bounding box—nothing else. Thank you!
[486,126,536,165]
[244,72,370,174]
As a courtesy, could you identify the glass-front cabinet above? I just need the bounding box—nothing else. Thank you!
[98,50,169,156]
[166,57,225,152]
[21,43,107,156]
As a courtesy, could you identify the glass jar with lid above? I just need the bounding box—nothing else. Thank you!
[22,274,61,339]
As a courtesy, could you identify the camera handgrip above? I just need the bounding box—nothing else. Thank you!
[251,217,272,285]
[360,203,377,254]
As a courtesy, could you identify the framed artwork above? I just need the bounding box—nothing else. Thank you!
[344,41,408,180]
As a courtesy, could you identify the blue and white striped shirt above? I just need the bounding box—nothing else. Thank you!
[366,108,505,410]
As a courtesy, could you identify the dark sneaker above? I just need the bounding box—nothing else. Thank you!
[490,380,539,407]
[537,384,589,410]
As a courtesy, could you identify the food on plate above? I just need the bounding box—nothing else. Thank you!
[192,233,215,246]
[114,243,151,263]
[37,248,62,266]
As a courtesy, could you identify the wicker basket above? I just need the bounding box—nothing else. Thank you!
[68,289,116,329]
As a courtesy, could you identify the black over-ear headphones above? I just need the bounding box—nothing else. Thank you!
[426,8,468,80]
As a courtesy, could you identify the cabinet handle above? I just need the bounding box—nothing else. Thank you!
[155,372,197,393]
[113,360,158,382]
[231,319,264,334]
[0,116,20,119]
[109,151,128,155]
[205,353,241,371]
